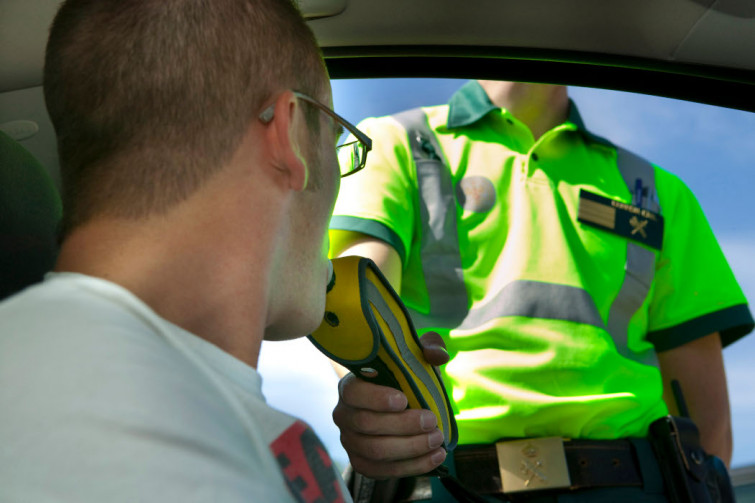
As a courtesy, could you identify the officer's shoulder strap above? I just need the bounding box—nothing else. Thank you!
[614,145,661,214]
[390,108,470,326]
[391,107,445,164]
[607,146,662,366]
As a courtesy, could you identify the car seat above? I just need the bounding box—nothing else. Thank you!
[0,130,62,300]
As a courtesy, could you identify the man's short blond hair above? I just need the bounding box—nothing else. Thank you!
[44,0,325,235]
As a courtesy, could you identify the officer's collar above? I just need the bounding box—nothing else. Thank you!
[446,80,497,129]
[446,80,613,148]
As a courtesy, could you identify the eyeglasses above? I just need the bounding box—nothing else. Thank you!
[258,91,372,178]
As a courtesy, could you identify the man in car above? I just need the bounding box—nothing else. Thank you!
[328,80,753,501]
[0,0,370,501]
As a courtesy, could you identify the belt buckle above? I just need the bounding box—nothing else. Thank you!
[495,437,571,494]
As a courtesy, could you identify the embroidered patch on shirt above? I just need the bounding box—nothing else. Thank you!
[578,189,663,250]
[270,420,346,503]
[456,176,496,213]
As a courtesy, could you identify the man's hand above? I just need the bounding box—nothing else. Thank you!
[332,332,450,478]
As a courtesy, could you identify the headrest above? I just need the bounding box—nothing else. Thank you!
[0,130,62,300]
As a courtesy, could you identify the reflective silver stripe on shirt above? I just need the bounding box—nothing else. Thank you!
[456,280,604,331]
[609,147,661,367]
[393,108,469,327]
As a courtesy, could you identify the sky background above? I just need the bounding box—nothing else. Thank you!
[258,79,755,471]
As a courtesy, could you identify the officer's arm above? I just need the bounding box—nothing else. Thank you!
[328,230,449,477]
[330,230,403,292]
[657,332,732,467]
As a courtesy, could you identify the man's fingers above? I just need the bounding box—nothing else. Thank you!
[349,447,447,479]
[333,338,450,480]
[338,372,407,412]
[419,331,449,366]
[340,427,445,462]
[333,402,437,436]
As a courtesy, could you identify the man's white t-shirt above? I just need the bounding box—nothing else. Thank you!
[0,273,350,502]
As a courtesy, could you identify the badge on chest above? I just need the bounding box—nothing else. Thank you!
[577,189,664,250]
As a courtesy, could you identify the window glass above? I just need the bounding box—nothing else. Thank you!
[259,78,755,472]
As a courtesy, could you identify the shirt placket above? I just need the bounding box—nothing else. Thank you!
[525,123,578,182]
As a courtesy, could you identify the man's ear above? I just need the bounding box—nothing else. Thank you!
[262,91,308,192]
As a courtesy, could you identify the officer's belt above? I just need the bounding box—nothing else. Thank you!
[401,438,644,501]
[455,438,643,495]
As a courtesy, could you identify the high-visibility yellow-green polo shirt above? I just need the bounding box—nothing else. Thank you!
[329,80,753,443]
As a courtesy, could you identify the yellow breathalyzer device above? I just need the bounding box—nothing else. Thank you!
[308,256,458,451]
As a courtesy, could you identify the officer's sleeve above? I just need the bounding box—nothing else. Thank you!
[329,116,417,266]
[647,169,754,351]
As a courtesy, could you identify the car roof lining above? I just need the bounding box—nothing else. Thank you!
[323,47,755,113]
[3,0,755,102]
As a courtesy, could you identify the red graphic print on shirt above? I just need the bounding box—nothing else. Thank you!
[270,420,346,503]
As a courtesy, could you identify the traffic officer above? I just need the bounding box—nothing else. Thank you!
[327,80,753,502]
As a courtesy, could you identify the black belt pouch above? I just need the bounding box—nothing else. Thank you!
[648,415,735,503]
